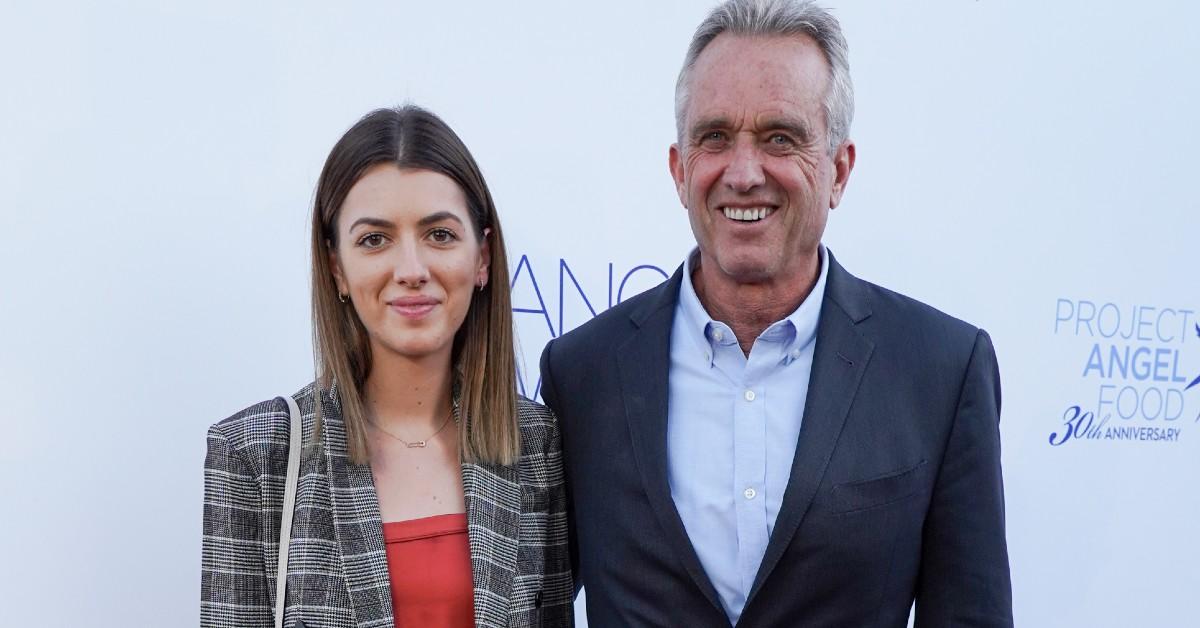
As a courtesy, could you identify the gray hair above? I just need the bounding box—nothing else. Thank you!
[674,0,854,155]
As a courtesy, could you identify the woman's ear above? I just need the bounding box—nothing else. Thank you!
[328,239,349,296]
[477,228,492,288]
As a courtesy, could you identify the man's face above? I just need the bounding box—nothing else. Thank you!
[670,34,853,287]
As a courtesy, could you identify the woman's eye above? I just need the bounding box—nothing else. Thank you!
[429,228,458,244]
[357,233,388,248]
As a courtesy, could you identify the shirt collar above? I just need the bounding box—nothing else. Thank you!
[677,245,829,366]
[785,244,828,362]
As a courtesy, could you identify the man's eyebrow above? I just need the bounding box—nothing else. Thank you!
[688,116,815,144]
[762,118,814,143]
[417,211,465,228]
[689,116,732,138]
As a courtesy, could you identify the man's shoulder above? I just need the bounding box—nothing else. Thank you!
[826,254,984,346]
[549,276,674,357]
[866,280,976,333]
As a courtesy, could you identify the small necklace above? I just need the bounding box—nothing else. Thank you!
[368,408,454,448]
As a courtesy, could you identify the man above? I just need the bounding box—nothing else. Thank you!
[539,0,1013,626]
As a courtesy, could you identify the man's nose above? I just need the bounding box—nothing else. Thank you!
[722,140,766,193]
[391,240,430,287]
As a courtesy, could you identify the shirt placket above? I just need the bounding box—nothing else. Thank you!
[732,342,770,596]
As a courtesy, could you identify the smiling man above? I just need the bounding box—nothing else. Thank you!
[540,1,1013,626]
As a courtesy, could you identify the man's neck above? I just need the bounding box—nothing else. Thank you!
[692,251,820,355]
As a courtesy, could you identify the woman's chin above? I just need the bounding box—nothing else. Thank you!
[375,334,454,363]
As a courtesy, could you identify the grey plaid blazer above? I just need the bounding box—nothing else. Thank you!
[201,383,573,628]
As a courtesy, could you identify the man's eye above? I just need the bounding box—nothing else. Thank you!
[357,233,388,248]
[697,130,727,146]
[769,134,794,146]
[429,228,458,244]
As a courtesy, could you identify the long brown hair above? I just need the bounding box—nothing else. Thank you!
[310,105,519,465]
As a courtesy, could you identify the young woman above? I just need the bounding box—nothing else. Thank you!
[201,106,572,627]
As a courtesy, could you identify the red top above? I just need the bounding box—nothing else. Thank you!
[382,513,475,628]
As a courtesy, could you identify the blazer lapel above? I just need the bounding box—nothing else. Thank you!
[320,391,396,628]
[320,391,521,628]
[618,267,726,616]
[461,453,521,628]
[746,254,876,604]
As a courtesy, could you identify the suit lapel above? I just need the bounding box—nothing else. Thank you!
[320,391,396,628]
[618,268,726,616]
[746,254,875,604]
[462,453,521,627]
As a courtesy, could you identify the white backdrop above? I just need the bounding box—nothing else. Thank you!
[1,1,1197,626]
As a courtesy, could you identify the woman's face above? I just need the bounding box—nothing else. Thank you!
[331,165,489,365]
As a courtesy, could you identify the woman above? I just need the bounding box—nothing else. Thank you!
[201,106,572,627]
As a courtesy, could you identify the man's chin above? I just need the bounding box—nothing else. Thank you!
[713,258,776,286]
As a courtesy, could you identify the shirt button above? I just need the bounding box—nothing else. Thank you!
[744,488,757,500]
[712,329,724,342]
[744,390,756,402]
[791,349,802,359]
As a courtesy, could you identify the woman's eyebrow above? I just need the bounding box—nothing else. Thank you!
[417,211,465,227]
[347,216,395,232]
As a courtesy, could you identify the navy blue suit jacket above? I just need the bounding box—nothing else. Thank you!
[539,252,1013,627]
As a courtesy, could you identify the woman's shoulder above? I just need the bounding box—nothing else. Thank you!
[207,383,317,454]
[516,395,555,427]
[515,396,561,458]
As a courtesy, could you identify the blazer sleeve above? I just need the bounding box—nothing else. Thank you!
[201,423,274,628]
[540,403,577,626]
[914,329,1014,627]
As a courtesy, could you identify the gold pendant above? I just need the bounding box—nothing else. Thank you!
[407,441,427,448]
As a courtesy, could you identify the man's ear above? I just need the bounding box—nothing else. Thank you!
[829,140,856,209]
[668,143,687,207]
[327,240,348,296]
[477,228,492,288]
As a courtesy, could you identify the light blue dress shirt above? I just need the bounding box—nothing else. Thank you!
[666,246,828,624]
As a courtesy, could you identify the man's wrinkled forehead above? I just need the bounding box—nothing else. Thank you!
[682,34,830,128]
[691,32,828,88]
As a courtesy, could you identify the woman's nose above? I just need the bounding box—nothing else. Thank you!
[390,241,430,287]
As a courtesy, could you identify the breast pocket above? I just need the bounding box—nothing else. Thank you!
[830,459,928,515]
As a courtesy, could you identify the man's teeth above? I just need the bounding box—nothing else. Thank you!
[722,207,774,221]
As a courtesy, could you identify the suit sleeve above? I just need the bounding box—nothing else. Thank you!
[914,329,1014,627]
[201,424,274,628]
[539,338,583,598]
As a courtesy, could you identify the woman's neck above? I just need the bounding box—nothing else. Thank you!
[363,347,454,433]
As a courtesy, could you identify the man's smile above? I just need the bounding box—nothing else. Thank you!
[717,205,778,224]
